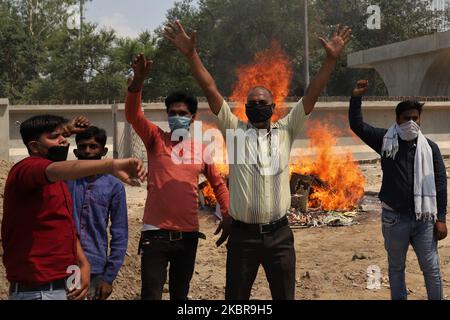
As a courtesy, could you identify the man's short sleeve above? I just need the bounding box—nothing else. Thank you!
[277,98,309,143]
[217,100,239,137]
[15,157,53,189]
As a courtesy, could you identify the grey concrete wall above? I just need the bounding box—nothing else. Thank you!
[2,100,450,163]
[0,99,9,161]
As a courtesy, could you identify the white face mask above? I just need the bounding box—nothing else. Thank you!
[396,120,420,141]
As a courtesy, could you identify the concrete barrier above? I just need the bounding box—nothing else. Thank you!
[0,99,9,161]
[2,99,450,163]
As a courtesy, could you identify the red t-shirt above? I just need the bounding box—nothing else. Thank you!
[1,156,77,286]
[125,91,230,232]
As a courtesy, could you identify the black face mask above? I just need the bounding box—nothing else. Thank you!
[245,104,274,123]
[46,145,69,162]
[76,154,103,160]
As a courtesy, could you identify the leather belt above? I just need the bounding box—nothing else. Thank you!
[9,278,67,294]
[138,230,206,254]
[232,216,289,234]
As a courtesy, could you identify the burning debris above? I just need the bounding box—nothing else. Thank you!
[198,120,368,228]
[199,180,218,208]
[288,172,361,228]
[197,43,366,228]
[288,122,366,227]
[290,122,365,212]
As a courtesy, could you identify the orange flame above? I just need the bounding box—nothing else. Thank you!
[230,41,292,122]
[201,42,364,212]
[201,183,217,207]
[290,122,365,211]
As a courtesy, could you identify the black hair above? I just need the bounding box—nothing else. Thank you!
[20,114,69,154]
[164,91,198,115]
[75,126,107,147]
[395,100,424,117]
[247,86,274,100]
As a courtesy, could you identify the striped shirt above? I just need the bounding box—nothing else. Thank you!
[217,99,308,223]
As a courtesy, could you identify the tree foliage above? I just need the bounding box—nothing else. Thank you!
[1,0,449,103]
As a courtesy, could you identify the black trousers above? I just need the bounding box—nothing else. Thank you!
[140,235,198,300]
[225,224,296,300]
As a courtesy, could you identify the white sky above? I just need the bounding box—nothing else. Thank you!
[85,0,198,38]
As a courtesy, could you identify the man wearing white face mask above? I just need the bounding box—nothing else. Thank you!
[125,54,230,300]
[349,80,447,300]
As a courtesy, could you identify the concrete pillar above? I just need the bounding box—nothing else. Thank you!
[123,122,132,158]
[0,99,9,160]
[112,104,119,159]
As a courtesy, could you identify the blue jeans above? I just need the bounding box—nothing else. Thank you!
[381,209,443,300]
[9,284,67,300]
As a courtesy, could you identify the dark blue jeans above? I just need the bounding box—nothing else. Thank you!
[382,209,443,300]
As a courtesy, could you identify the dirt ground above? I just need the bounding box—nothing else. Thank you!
[1,159,450,300]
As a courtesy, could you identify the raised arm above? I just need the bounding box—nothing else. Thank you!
[126,54,160,147]
[164,20,224,115]
[303,25,352,115]
[348,80,386,154]
[46,158,147,186]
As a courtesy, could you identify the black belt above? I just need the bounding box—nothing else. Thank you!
[138,230,206,254]
[232,216,289,234]
[9,278,67,294]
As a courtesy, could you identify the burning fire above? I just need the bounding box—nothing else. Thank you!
[201,121,365,212]
[290,122,365,211]
[230,40,292,122]
[200,41,365,212]
[201,183,217,207]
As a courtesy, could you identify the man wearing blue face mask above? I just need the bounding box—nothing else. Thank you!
[349,80,447,300]
[125,54,230,300]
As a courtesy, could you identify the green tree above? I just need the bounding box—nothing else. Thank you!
[143,0,202,100]
[0,1,41,101]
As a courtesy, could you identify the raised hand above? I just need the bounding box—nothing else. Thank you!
[131,53,152,81]
[318,25,352,60]
[63,116,91,137]
[112,158,147,186]
[352,80,369,97]
[129,53,152,92]
[164,20,196,58]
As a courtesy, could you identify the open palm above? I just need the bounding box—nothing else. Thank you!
[164,20,196,57]
[319,25,352,60]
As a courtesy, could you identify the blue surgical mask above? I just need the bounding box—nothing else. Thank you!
[168,116,192,132]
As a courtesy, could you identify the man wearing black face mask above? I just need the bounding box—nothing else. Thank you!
[349,80,447,300]
[166,20,352,300]
[67,126,128,300]
[2,115,146,300]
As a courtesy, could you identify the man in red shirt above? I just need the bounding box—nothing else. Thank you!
[2,115,146,300]
[127,54,230,300]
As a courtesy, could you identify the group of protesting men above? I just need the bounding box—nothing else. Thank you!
[1,20,447,301]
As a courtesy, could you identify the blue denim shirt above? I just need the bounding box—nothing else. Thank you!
[67,175,128,284]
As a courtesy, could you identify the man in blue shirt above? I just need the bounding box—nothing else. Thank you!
[67,126,128,300]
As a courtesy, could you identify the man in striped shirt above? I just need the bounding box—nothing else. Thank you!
[166,20,352,300]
